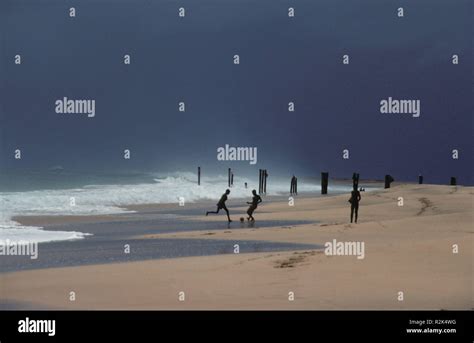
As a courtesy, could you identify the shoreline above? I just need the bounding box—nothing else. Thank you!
[3,195,322,273]
[1,183,472,310]
[9,191,343,228]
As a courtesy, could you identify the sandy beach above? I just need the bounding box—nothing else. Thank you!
[1,183,472,310]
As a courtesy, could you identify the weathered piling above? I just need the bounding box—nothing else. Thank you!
[384,174,394,189]
[418,174,423,184]
[263,169,267,194]
[290,175,297,195]
[450,177,456,186]
[352,172,360,189]
[321,172,329,194]
[198,166,201,185]
[228,168,231,188]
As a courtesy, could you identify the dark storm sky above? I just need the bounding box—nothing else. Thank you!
[1,0,472,184]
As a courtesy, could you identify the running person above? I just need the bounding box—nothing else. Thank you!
[206,189,232,222]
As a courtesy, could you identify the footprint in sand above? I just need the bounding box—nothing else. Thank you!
[320,222,342,227]
[274,251,318,269]
[417,197,433,216]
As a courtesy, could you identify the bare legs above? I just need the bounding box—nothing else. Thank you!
[350,204,359,223]
[206,206,232,222]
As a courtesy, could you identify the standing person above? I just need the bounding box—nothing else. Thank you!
[348,186,361,223]
[206,189,232,222]
[246,189,262,221]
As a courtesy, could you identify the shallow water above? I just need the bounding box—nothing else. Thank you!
[1,237,321,273]
[0,205,321,272]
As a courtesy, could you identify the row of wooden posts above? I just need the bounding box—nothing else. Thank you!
[259,169,268,194]
[196,167,458,194]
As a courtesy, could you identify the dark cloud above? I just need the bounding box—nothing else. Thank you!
[1,0,472,184]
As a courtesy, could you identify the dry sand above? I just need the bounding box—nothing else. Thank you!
[1,183,472,309]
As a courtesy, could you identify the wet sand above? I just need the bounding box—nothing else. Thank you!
[1,183,472,310]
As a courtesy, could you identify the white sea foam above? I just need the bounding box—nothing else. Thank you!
[0,226,91,244]
[0,172,355,243]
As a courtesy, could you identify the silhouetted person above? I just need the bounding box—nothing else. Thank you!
[206,189,232,222]
[246,189,262,221]
[244,182,248,189]
[348,186,361,223]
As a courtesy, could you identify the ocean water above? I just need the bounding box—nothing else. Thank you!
[0,170,358,243]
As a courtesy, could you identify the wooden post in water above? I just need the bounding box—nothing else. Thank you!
[295,177,297,195]
[263,169,267,194]
[258,169,262,194]
[231,172,234,187]
[450,177,456,186]
[228,168,231,188]
[198,166,201,185]
[384,174,394,189]
[418,174,423,184]
[321,172,329,194]
[352,172,359,189]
